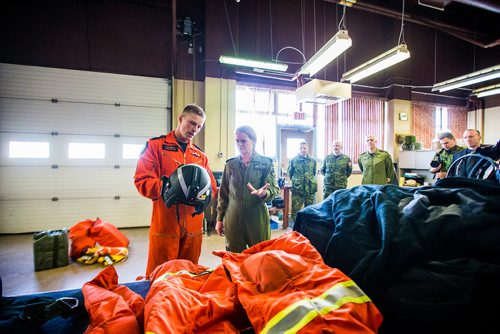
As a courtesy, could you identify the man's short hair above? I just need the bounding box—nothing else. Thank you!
[437,132,455,140]
[181,104,205,118]
[300,141,308,146]
[464,129,480,136]
[365,135,376,141]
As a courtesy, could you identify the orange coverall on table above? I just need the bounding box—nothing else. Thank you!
[82,266,144,334]
[215,231,383,333]
[134,131,217,275]
[141,232,381,333]
[144,259,252,333]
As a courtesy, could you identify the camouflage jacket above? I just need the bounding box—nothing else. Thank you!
[431,145,465,172]
[358,149,396,185]
[321,153,352,189]
[288,154,317,195]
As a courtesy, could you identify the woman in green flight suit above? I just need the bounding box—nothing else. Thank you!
[215,125,279,253]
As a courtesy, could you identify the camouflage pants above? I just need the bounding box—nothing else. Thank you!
[291,192,315,222]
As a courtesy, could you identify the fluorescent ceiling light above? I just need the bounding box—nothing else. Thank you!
[339,0,357,7]
[219,56,288,71]
[432,64,500,93]
[341,44,410,83]
[472,83,500,98]
[299,30,352,77]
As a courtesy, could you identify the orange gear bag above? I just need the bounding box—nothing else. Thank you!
[89,218,129,247]
[68,219,96,260]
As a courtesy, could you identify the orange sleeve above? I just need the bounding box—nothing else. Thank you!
[134,140,162,200]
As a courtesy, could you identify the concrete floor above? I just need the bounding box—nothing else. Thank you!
[0,225,291,297]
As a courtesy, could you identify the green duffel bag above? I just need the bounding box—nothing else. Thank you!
[33,229,69,271]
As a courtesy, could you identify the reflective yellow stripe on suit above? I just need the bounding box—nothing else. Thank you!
[155,269,214,282]
[261,280,371,334]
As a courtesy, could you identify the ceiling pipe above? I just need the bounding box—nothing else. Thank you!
[324,0,500,48]
[235,69,296,81]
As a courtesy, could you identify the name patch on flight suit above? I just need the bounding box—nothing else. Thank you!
[162,144,178,152]
[252,163,267,170]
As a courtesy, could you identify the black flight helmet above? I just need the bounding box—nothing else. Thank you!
[162,164,212,216]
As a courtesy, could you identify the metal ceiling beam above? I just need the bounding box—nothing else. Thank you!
[324,0,500,48]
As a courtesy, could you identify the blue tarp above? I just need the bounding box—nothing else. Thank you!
[294,177,500,334]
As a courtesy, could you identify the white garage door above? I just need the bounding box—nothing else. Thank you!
[0,63,171,233]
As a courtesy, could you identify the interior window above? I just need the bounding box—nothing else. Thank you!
[9,141,50,158]
[235,85,317,159]
[435,107,449,134]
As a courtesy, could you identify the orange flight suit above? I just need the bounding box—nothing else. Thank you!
[214,231,383,333]
[144,259,252,333]
[134,131,217,275]
[82,266,144,334]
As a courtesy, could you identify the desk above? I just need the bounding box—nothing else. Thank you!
[282,186,291,228]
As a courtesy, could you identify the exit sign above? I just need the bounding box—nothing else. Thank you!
[294,112,305,120]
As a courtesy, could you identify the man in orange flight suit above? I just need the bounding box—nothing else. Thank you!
[134,104,217,276]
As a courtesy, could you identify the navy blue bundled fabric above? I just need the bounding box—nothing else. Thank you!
[0,280,150,334]
[294,178,500,334]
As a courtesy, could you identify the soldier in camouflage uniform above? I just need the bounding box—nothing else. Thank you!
[429,131,464,180]
[287,141,317,222]
[321,140,352,198]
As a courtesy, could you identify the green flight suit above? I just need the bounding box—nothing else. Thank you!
[321,153,352,198]
[358,149,396,185]
[217,152,279,253]
[287,154,317,221]
[430,145,465,173]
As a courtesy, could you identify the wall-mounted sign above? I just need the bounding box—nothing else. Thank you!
[399,112,408,121]
[294,112,305,120]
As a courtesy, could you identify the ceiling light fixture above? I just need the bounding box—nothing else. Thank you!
[471,83,500,98]
[341,0,410,83]
[235,69,295,81]
[339,0,357,7]
[219,55,288,72]
[341,44,410,83]
[432,65,500,92]
[298,29,352,77]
